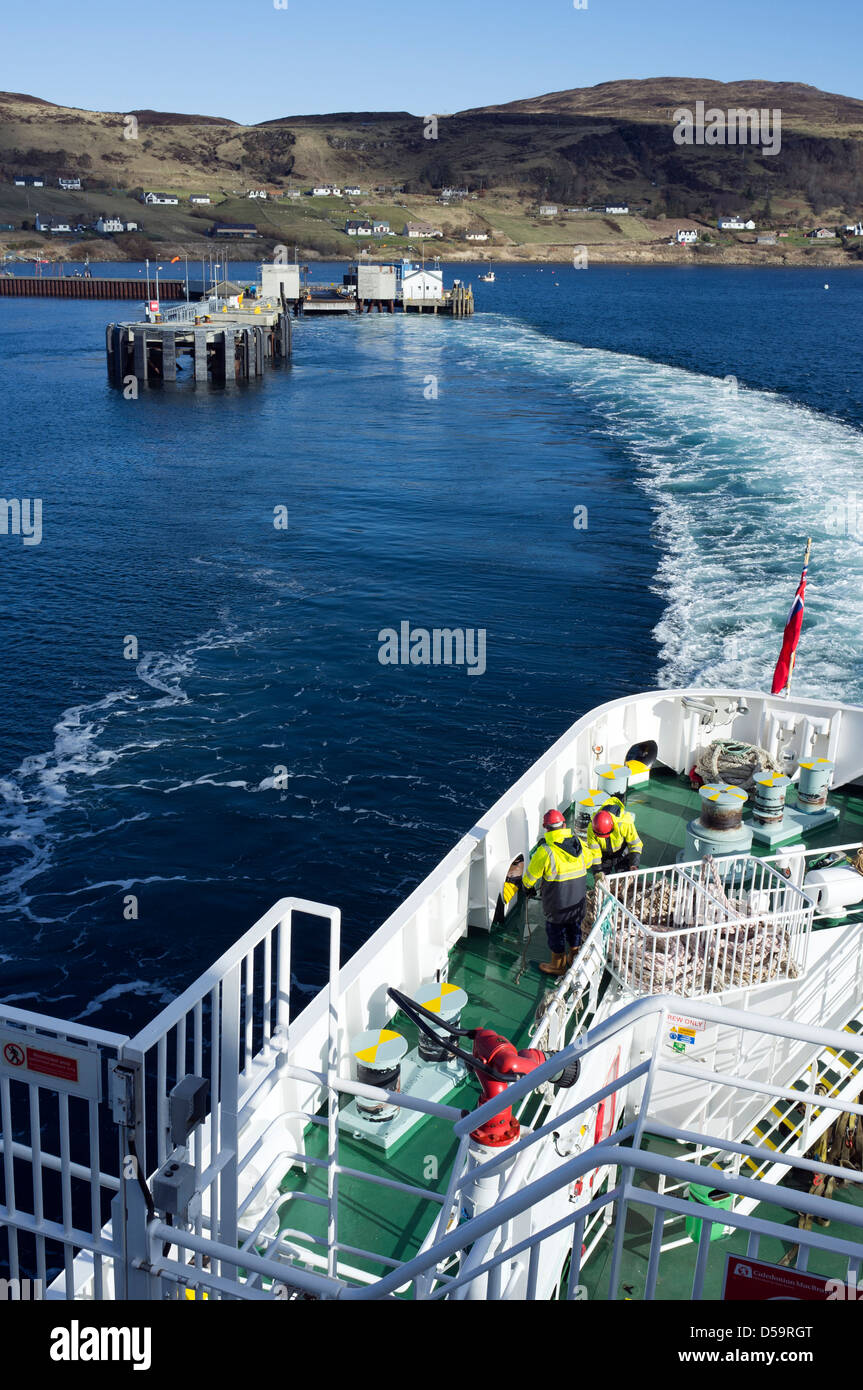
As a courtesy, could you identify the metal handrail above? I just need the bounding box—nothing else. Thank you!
[339,994,863,1299]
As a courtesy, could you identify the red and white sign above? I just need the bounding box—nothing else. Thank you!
[3,1041,25,1067]
[148,300,159,312]
[0,1031,101,1099]
[723,1255,856,1301]
[667,1013,707,1034]
[26,1046,79,1083]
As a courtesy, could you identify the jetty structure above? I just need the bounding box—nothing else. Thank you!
[257,258,473,316]
[103,257,472,386]
[106,289,292,388]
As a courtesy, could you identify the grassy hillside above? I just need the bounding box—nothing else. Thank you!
[1,80,862,263]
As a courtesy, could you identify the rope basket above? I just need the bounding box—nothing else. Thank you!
[604,867,800,996]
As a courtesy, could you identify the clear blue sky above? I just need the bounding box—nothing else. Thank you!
[4,0,861,123]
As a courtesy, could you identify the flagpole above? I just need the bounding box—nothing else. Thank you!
[782,536,812,698]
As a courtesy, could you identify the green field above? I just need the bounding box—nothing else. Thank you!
[481,209,659,246]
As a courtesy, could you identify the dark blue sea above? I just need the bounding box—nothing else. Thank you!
[1,263,862,1030]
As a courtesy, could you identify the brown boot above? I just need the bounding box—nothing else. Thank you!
[539,953,567,976]
[567,947,578,968]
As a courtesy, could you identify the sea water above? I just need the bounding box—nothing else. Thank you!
[0,263,861,1025]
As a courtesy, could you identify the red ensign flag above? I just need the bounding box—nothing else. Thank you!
[771,540,811,695]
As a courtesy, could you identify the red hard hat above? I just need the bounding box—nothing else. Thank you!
[593,810,615,837]
[542,809,566,830]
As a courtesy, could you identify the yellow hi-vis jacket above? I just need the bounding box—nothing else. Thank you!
[523,829,600,920]
[586,798,643,861]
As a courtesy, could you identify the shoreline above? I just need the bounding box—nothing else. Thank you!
[3,244,861,271]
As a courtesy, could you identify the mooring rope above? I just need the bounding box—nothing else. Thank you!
[695,738,783,790]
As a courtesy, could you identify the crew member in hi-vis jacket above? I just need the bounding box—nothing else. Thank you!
[522,810,600,977]
[586,797,643,874]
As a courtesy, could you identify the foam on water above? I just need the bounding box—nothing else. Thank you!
[470,316,863,701]
[0,622,256,922]
[3,288,862,1019]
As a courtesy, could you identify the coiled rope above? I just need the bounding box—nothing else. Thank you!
[695,738,783,791]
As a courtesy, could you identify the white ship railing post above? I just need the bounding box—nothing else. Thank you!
[607,1005,665,1301]
[218,962,241,1286]
[327,906,342,1280]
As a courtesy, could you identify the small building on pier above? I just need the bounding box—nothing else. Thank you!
[259,262,302,301]
[346,262,397,310]
[401,263,444,305]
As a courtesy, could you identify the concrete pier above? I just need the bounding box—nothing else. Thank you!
[106,309,292,389]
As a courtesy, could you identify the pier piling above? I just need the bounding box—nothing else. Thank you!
[107,310,293,389]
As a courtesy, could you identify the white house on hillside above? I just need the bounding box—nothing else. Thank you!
[143,192,178,205]
[675,228,698,243]
[35,213,71,233]
[718,216,756,231]
[605,204,629,215]
[403,221,443,238]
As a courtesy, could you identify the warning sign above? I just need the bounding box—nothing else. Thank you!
[667,1013,707,1033]
[667,1012,707,1054]
[0,1032,101,1100]
[26,1046,79,1083]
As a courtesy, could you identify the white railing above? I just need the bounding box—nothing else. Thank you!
[0,1007,128,1298]
[6,686,863,1299]
[339,994,863,1302]
[602,855,813,998]
[137,981,862,1303]
[116,897,323,1295]
[761,839,863,924]
[10,926,863,1301]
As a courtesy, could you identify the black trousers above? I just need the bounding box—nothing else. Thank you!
[545,899,586,952]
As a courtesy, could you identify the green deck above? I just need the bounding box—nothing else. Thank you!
[582,1132,863,1301]
[276,768,863,1291]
